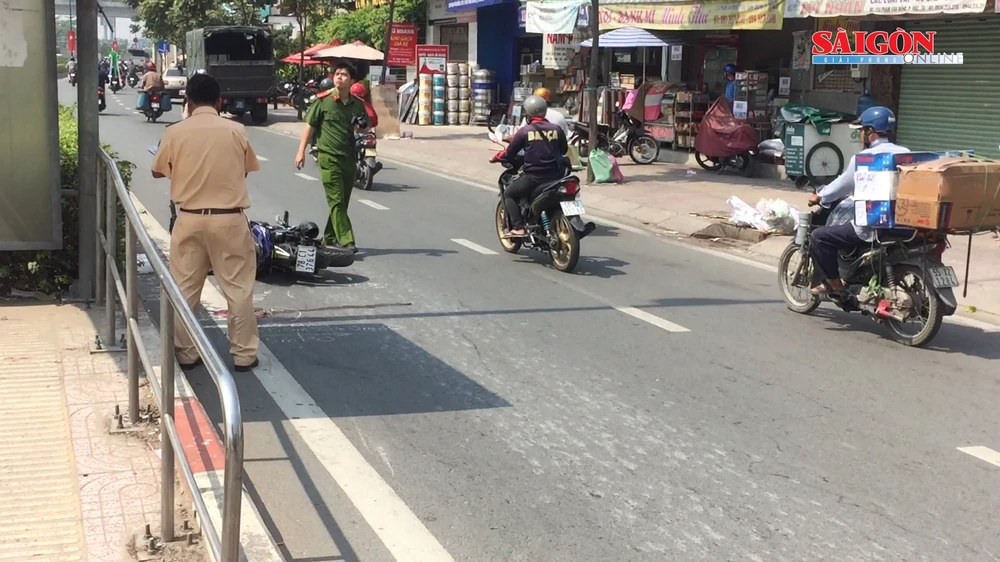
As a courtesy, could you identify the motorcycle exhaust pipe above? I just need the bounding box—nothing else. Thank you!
[794,211,811,246]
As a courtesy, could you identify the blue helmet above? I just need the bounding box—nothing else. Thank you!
[853,106,896,134]
[724,63,737,74]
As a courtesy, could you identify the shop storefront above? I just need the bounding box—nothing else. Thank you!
[896,16,1000,159]
[426,0,477,64]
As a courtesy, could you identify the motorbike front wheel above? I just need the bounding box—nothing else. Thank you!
[694,152,721,171]
[883,264,945,348]
[495,201,522,254]
[628,135,660,165]
[778,243,820,314]
[356,160,374,191]
[550,214,580,273]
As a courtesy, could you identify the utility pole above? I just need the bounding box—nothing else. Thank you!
[586,0,600,183]
[75,0,99,299]
[380,0,397,84]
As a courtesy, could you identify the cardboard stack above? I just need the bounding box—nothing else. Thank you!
[853,152,944,227]
[895,158,1000,230]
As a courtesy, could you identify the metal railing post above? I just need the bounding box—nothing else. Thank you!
[95,158,105,307]
[160,289,176,542]
[220,379,244,562]
[104,173,118,346]
[125,224,139,423]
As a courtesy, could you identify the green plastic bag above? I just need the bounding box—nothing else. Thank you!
[589,149,614,183]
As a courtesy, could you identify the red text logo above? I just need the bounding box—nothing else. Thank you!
[812,28,936,56]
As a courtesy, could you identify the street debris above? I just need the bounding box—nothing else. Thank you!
[727,196,799,235]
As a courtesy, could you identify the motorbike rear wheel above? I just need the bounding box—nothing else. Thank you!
[883,264,945,348]
[495,201,522,254]
[628,135,660,165]
[550,214,580,273]
[695,152,721,171]
[778,243,820,314]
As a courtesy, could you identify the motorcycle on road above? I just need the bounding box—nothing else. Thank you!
[98,87,106,113]
[777,197,959,347]
[488,125,596,273]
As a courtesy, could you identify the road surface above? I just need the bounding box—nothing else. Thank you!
[65,83,1000,562]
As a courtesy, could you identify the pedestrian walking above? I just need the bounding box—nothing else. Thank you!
[294,61,369,253]
[151,73,262,372]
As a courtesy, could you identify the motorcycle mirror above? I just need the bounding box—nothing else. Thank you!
[283,211,289,225]
[147,145,158,156]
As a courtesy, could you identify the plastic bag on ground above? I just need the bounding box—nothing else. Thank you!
[589,149,615,183]
[727,196,800,234]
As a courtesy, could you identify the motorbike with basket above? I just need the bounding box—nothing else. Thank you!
[139,90,170,123]
[488,125,597,273]
[777,196,959,347]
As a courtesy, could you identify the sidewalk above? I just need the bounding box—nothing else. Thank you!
[261,112,1000,319]
[0,303,194,562]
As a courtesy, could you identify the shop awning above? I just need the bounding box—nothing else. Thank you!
[579,26,689,48]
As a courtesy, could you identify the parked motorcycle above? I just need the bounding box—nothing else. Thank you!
[98,87,106,113]
[693,98,760,177]
[489,130,596,273]
[354,131,382,191]
[567,109,659,165]
[777,197,958,347]
[252,211,355,277]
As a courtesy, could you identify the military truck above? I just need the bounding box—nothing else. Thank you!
[185,26,276,123]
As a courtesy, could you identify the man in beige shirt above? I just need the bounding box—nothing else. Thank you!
[151,73,262,372]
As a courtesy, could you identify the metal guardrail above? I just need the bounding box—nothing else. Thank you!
[94,148,244,562]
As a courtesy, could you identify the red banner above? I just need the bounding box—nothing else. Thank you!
[66,30,76,53]
[387,23,417,67]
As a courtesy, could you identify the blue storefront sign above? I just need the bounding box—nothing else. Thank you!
[447,0,507,11]
[517,4,588,28]
[156,40,170,54]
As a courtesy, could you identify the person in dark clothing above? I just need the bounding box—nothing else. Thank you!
[492,95,568,238]
[98,68,109,88]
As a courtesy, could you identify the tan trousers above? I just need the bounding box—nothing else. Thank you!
[169,212,259,366]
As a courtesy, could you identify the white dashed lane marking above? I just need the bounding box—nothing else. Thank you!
[295,172,318,181]
[451,238,498,255]
[357,199,389,210]
[958,446,1000,468]
[615,306,690,333]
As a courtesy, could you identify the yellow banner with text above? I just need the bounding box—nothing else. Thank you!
[598,0,784,31]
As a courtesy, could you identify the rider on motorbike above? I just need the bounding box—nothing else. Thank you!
[137,61,165,110]
[492,95,569,238]
[807,106,911,295]
[67,56,77,74]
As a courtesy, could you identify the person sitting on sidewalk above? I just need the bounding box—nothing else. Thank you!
[808,106,912,295]
[492,95,569,239]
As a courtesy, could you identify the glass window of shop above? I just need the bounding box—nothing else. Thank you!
[608,48,663,84]
[440,23,469,62]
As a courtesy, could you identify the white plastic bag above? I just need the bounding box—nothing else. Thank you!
[727,196,800,234]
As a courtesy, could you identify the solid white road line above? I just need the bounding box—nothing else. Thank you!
[958,446,1000,468]
[451,238,499,255]
[256,155,269,161]
[358,199,389,210]
[615,306,691,333]
[129,194,457,562]
[294,172,318,181]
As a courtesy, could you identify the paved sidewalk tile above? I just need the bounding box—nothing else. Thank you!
[0,303,162,562]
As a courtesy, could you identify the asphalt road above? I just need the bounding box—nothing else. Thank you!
[65,83,1000,562]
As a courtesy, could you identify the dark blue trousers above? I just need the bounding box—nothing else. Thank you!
[810,223,861,281]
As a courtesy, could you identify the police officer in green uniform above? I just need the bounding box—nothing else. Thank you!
[295,62,368,253]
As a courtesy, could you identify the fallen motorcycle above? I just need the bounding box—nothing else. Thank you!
[489,127,596,272]
[777,197,958,347]
[251,211,355,277]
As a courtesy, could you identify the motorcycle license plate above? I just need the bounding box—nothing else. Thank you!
[560,200,586,216]
[929,266,959,288]
[151,102,160,109]
[180,89,185,96]
[295,245,318,273]
[235,100,245,110]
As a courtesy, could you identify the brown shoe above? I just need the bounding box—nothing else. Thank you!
[234,358,259,373]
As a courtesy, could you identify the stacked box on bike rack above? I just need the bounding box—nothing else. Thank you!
[853,151,959,228]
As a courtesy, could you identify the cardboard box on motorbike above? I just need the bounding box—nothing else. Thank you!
[894,158,1000,230]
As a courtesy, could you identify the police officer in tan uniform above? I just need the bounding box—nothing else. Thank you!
[151,73,262,372]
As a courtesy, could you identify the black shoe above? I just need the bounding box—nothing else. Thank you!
[345,243,358,254]
[234,358,259,373]
[178,357,203,371]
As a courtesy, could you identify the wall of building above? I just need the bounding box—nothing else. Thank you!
[476,1,518,102]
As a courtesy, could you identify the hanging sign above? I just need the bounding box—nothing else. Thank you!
[598,0,783,31]
[526,1,586,34]
[542,33,575,69]
[66,30,76,53]
[387,23,417,66]
[670,45,683,60]
[784,0,985,17]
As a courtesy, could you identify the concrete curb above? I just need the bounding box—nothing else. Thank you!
[129,193,285,562]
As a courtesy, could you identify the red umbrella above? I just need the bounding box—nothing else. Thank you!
[281,53,323,65]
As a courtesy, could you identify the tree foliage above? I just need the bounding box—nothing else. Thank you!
[310,0,425,50]
[125,0,270,45]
